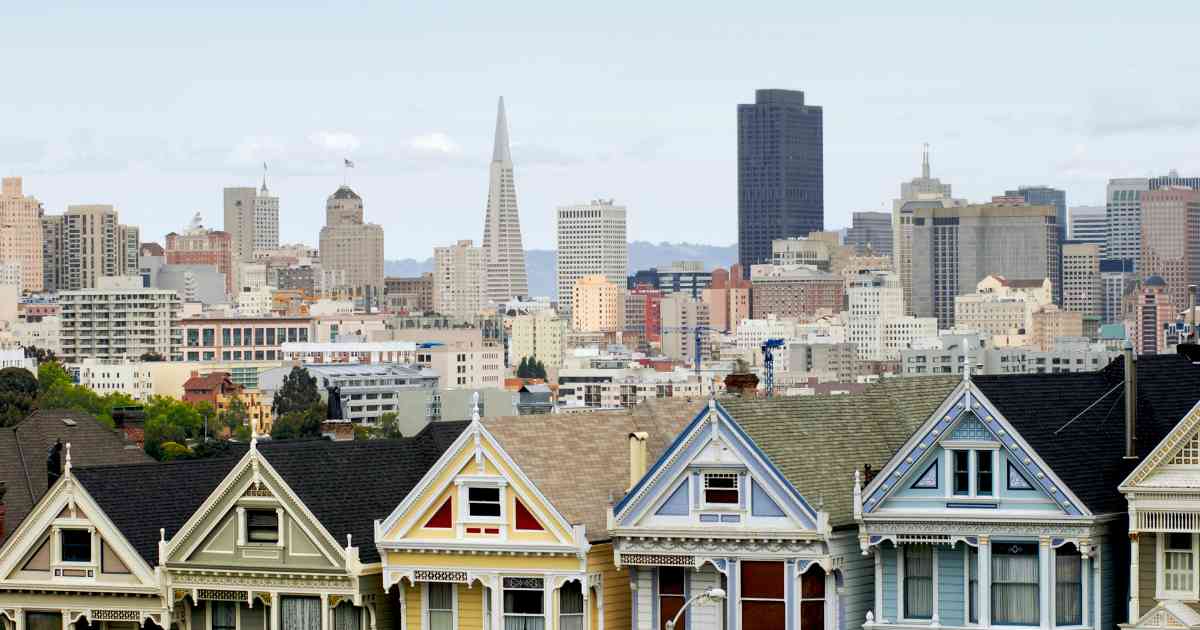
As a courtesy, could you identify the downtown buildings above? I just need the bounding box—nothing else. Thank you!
[432,239,484,323]
[892,144,967,314]
[42,204,140,292]
[318,185,385,297]
[555,198,628,315]
[481,96,530,303]
[0,177,43,292]
[222,179,279,264]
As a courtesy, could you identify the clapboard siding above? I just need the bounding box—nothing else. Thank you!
[830,530,874,630]
[937,544,965,625]
[881,545,897,622]
[588,544,631,630]
[1139,532,1157,618]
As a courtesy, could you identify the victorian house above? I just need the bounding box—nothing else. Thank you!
[609,377,957,630]
[376,399,700,630]
[857,352,1200,630]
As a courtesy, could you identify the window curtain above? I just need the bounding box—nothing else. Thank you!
[1165,533,1195,593]
[212,602,237,630]
[968,546,979,624]
[503,589,545,630]
[992,544,1039,625]
[25,613,63,630]
[1055,548,1083,626]
[560,582,585,630]
[428,583,454,630]
[281,597,321,630]
[904,546,933,619]
[333,603,362,630]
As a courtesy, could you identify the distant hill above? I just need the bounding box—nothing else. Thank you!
[384,240,737,299]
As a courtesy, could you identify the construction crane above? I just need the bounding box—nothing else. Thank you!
[761,338,786,397]
[660,325,714,385]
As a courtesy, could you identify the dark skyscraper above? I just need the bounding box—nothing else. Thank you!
[737,89,823,277]
[1005,185,1066,305]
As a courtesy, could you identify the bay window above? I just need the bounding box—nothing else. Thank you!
[903,546,933,620]
[503,577,545,630]
[1161,533,1197,598]
[1055,545,1082,626]
[992,543,1038,626]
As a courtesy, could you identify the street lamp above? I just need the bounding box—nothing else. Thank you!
[664,587,726,630]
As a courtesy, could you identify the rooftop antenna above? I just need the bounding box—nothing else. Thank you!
[261,162,269,193]
[922,142,931,179]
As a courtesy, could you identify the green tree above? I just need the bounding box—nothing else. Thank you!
[160,441,193,461]
[531,359,547,380]
[376,411,403,439]
[270,403,325,440]
[272,367,321,417]
[37,361,72,394]
[221,397,249,431]
[22,345,56,364]
[139,351,166,362]
[0,366,38,427]
[517,356,530,378]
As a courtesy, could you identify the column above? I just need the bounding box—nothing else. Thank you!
[491,580,504,630]
[1039,537,1051,630]
[726,559,739,630]
[1093,544,1103,630]
[873,548,884,622]
[1128,533,1138,623]
[978,536,991,627]
[13,609,22,630]
[320,594,330,630]
[270,593,280,630]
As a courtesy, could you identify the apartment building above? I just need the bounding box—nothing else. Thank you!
[0,177,43,292]
[179,315,312,362]
[58,277,182,363]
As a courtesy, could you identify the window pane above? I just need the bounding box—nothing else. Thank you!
[992,543,1039,625]
[800,600,825,630]
[470,487,501,502]
[1055,547,1083,626]
[559,582,584,614]
[281,596,321,630]
[977,452,993,496]
[741,601,785,628]
[801,567,826,599]
[953,451,970,495]
[660,567,685,595]
[740,561,785,599]
[1165,534,1195,593]
[904,546,933,619]
[429,583,454,610]
[969,546,979,623]
[504,589,544,614]
[61,529,91,562]
[212,602,237,630]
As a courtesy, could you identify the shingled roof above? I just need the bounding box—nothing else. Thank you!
[722,377,960,528]
[73,421,468,565]
[484,399,703,543]
[973,353,1200,516]
[0,409,152,545]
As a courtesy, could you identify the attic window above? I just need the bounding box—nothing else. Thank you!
[246,509,279,543]
[703,473,739,505]
[467,487,502,518]
[60,529,91,563]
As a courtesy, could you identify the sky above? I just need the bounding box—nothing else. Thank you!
[4,1,1200,259]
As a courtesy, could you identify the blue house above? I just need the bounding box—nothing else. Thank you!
[857,352,1200,630]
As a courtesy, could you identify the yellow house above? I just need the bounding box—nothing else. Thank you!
[376,400,699,630]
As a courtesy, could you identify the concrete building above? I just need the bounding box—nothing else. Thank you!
[771,236,837,270]
[660,294,711,365]
[881,316,939,360]
[911,202,1060,328]
[154,263,227,306]
[279,341,417,364]
[555,199,627,313]
[953,275,1052,346]
[900,333,1119,376]
[179,315,312,362]
[733,315,797,351]
[481,97,530,303]
[780,342,858,384]
[0,348,35,372]
[42,205,139,291]
[1067,205,1106,251]
[58,276,182,363]
[223,180,279,263]
[1139,187,1200,312]
[508,309,566,372]
[1106,173,1200,269]
[235,285,274,317]
[259,363,438,426]
[432,239,484,323]
[6,314,60,357]
[737,89,823,274]
[1135,275,1174,354]
[701,266,750,333]
[892,144,967,314]
[164,213,234,295]
[626,261,713,298]
[749,264,844,320]
[75,358,155,400]
[1100,258,1137,325]
[384,273,434,314]
[1062,242,1102,319]
[845,210,893,257]
[570,274,623,333]
[391,327,505,390]
[0,177,43,292]
[1028,305,1084,351]
[318,185,385,296]
[847,270,904,361]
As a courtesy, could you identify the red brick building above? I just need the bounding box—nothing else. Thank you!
[165,219,235,296]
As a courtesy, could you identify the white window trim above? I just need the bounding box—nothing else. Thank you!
[1156,532,1200,602]
[422,582,458,630]
[206,600,241,630]
[502,577,549,628]
[456,479,508,525]
[897,546,939,623]
[700,471,742,510]
[52,521,97,569]
[1049,545,1090,629]
[963,545,975,626]
[944,448,998,500]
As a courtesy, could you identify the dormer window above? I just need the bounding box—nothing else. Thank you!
[246,509,280,543]
[60,529,91,563]
[947,449,996,498]
[468,487,502,518]
[703,473,739,505]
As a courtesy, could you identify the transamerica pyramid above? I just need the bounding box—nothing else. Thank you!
[481,96,529,303]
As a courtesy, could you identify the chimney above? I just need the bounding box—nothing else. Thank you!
[1124,342,1138,459]
[47,439,64,488]
[1191,285,1198,342]
[628,432,649,489]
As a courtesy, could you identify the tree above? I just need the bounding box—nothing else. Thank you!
[23,345,56,363]
[221,397,249,432]
[159,441,193,461]
[37,361,72,394]
[517,357,530,378]
[270,404,325,440]
[272,367,321,417]
[531,359,547,380]
[376,411,403,439]
[0,367,38,427]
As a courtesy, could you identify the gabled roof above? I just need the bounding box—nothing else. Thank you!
[73,421,468,566]
[483,400,701,542]
[0,409,152,545]
[721,377,959,528]
[972,353,1200,515]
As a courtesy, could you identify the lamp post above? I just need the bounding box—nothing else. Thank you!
[664,587,726,630]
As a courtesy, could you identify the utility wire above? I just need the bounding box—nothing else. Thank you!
[1054,381,1125,435]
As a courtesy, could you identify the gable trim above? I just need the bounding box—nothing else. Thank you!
[1121,400,1200,491]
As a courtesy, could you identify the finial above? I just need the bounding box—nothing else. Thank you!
[346,534,352,548]
[921,142,931,179]
[251,433,258,451]
[853,470,863,519]
[64,442,72,473]
[471,391,481,423]
[160,528,166,542]
[962,356,971,382]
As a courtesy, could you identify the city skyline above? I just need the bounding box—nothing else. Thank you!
[3,2,1199,258]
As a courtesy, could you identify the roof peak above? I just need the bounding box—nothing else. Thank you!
[492,96,511,163]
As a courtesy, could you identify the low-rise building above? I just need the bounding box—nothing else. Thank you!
[181,370,272,435]
[74,358,155,400]
[900,333,1120,376]
[179,315,312,362]
[749,264,844,320]
[258,362,438,426]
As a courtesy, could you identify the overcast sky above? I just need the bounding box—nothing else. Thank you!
[4,1,1200,258]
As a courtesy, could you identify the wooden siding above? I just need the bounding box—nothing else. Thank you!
[830,530,874,630]
[587,543,631,630]
[1139,532,1157,618]
[881,545,897,621]
[937,544,965,625]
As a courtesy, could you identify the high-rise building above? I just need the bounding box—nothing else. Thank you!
[58,276,182,363]
[555,199,627,314]
[844,211,893,257]
[223,179,279,263]
[911,202,1060,329]
[660,294,711,365]
[164,213,235,296]
[627,262,712,298]
[0,177,44,292]
[749,264,844,320]
[892,144,966,314]
[1100,259,1137,326]
[570,275,623,333]
[1006,185,1067,304]
[432,240,484,323]
[384,273,434,314]
[1139,187,1200,313]
[1106,172,1200,270]
[1061,243,1102,320]
[41,205,139,291]
[701,266,750,333]
[318,185,385,297]
[847,270,904,361]
[1135,276,1174,354]
[481,97,529,303]
[737,89,823,275]
[1067,206,1106,249]
[509,309,566,371]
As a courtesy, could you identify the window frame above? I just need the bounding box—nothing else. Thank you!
[243,508,281,546]
[898,545,937,622]
[1156,532,1200,601]
[943,447,998,500]
[1051,544,1088,628]
[990,541,1041,626]
[739,561,786,629]
[207,600,239,630]
[502,576,547,628]
[701,471,741,508]
[559,580,585,630]
[424,582,456,630]
[58,528,93,565]
[461,483,505,524]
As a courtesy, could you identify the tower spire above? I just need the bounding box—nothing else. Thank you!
[493,96,512,163]
[261,161,269,193]
[921,142,930,179]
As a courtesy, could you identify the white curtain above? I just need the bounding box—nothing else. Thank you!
[968,546,979,624]
[992,546,1039,626]
[904,546,933,619]
[428,583,454,630]
[282,596,321,630]
[1056,549,1083,626]
[559,582,585,630]
[504,589,545,630]
[213,602,237,630]
[333,603,362,630]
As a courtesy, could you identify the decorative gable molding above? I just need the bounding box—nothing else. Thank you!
[1122,400,1200,491]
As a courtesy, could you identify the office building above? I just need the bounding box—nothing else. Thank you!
[771,236,837,270]
[911,203,1060,329]
[555,199,627,313]
[76,358,156,400]
[1135,276,1174,354]
[882,316,938,360]
[737,88,823,274]
[780,342,859,384]
[660,294,711,365]
[179,315,312,362]
[58,276,182,363]
[150,262,227,306]
[892,144,966,314]
[481,97,529,303]
[384,274,434,314]
[1067,205,1106,249]
[749,264,844,320]
[1100,258,1137,325]
[900,334,1119,376]
[0,177,43,292]
[392,327,504,390]
[41,205,139,291]
[509,309,566,372]
[432,240,484,323]
[570,275,623,333]
[259,363,438,426]
[627,261,712,298]
[318,185,385,295]
[1139,187,1200,312]
[1062,242,1103,320]
[701,266,750,333]
[223,179,279,263]
[953,275,1052,346]
[844,211,893,257]
[1106,172,1200,270]
[847,270,904,361]
[1006,185,1066,237]
[164,213,234,296]
[625,285,664,345]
